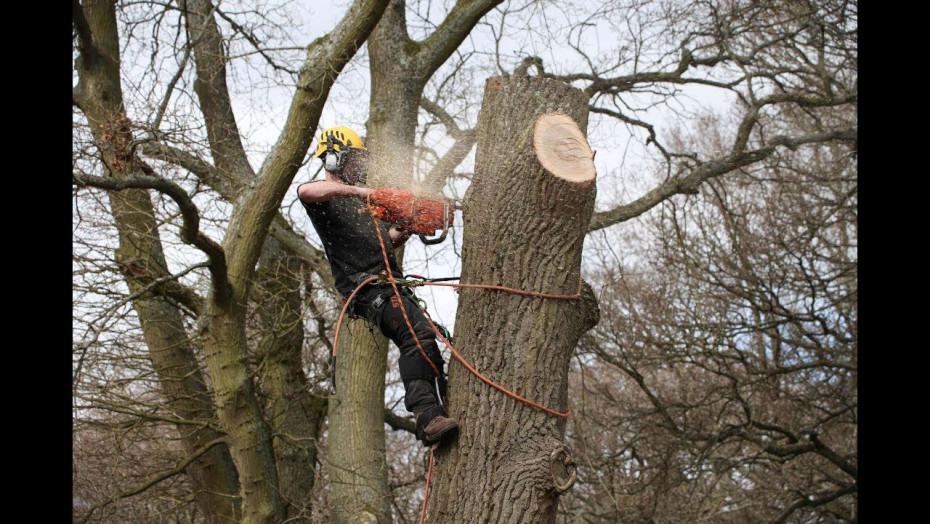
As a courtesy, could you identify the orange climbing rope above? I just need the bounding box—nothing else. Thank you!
[327,195,582,523]
[420,446,435,523]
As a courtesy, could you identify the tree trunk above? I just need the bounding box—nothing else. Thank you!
[328,320,392,523]
[110,191,242,523]
[426,75,600,522]
[201,277,286,523]
[255,238,327,521]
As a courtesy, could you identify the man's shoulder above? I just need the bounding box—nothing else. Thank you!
[298,184,328,214]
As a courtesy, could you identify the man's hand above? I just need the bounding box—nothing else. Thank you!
[388,223,412,247]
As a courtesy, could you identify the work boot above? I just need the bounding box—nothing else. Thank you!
[415,406,459,447]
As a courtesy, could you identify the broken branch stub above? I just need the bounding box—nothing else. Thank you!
[533,112,596,186]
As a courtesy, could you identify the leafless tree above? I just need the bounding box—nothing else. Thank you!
[73,0,856,522]
[560,90,856,524]
[74,0,389,521]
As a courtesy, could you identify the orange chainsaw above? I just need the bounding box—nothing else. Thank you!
[368,187,454,245]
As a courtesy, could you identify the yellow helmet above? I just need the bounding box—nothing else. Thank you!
[315,126,365,158]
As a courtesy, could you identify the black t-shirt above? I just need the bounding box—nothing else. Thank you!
[299,183,402,297]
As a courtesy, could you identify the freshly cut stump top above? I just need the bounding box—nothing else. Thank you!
[533,112,596,186]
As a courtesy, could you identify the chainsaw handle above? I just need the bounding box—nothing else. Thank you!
[418,199,451,245]
[419,229,448,245]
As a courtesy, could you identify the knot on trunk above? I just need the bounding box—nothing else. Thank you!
[550,445,577,493]
[581,280,601,333]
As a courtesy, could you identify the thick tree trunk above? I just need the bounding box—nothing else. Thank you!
[328,320,392,523]
[255,238,327,521]
[201,300,285,523]
[426,75,600,522]
[110,192,242,524]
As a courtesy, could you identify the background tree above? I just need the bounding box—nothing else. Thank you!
[74,0,389,521]
[560,106,856,522]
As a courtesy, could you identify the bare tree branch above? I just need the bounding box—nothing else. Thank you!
[78,437,229,524]
[140,141,333,286]
[72,0,93,56]
[418,0,504,79]
[179,0,253,180]
[152,46,191,132]
[214,7,299,75]
[385,409,415,434]
[768,483,857,524]
[421,96,476,184]
[73,173,229,301]
[588,128,857,232]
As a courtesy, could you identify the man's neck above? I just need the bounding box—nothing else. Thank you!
[325,172,347,185]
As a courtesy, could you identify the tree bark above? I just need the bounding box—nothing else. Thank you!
[426,75,600,523]
[328,320,392,523]
[254,238,328,521]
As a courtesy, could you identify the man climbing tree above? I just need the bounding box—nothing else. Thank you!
[297,126,460,448]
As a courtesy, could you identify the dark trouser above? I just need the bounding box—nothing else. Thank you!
[351,285,447,414]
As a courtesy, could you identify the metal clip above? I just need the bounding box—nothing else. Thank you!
[434,376,444,406]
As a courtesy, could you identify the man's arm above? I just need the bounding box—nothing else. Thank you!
[297,181,374,203]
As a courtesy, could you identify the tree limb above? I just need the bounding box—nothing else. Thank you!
[385,409,416,434]
[214,7,299,75]
[72,0,93,56]
[152,46,191,132]
[767,483,857,524]
[73,173,229,301]
[421,96,476,184]
[588,128,857,232]
[227,0,389,294]
[140,141,334,289]
[179,0,253,180]
[419,0,504,79]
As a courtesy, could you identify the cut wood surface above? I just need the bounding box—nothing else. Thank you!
[533,112,596,185]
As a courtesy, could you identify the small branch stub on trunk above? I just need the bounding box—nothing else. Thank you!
[550,445,577,493]
[533,112,596,186]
